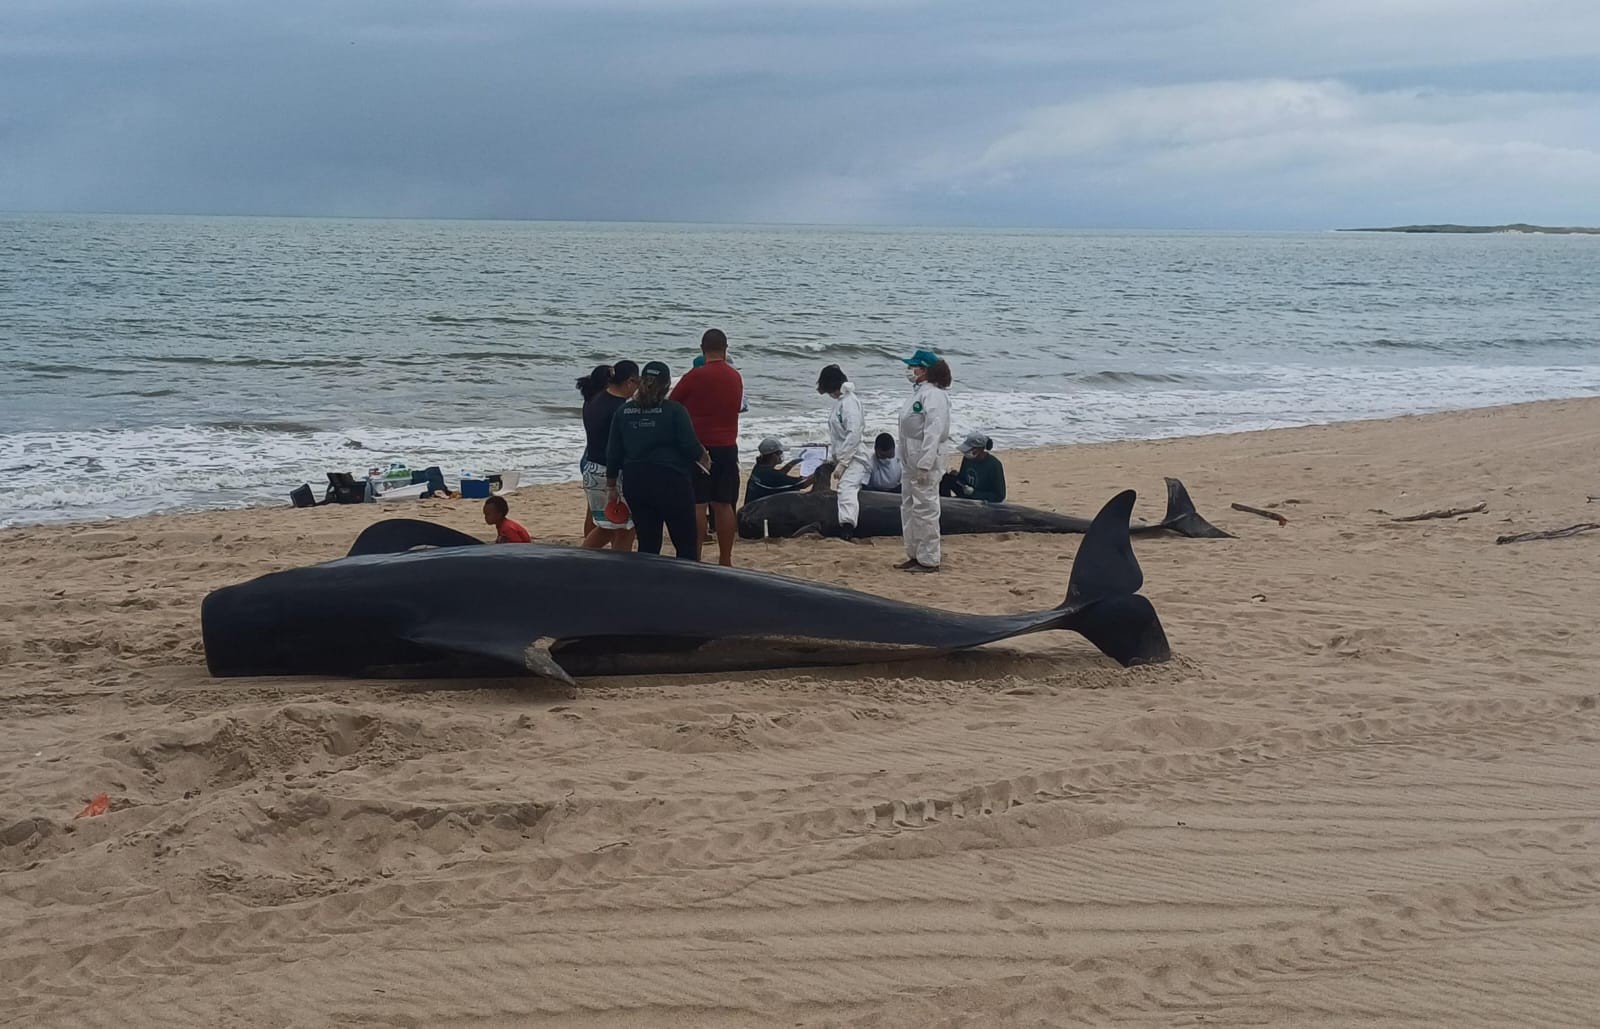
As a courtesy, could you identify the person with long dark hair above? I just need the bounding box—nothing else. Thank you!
[576,364,613,540]
[605,361,710,560]
[575,364,612,402]
[579,360,640,550]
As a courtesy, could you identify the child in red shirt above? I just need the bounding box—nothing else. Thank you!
[483,495,532,543]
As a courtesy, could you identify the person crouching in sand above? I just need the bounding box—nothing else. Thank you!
[483,495,532,543]
[941,432,1006,502]
[744,437,814,505]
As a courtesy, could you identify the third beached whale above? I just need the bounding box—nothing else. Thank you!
[737,476,1232,541]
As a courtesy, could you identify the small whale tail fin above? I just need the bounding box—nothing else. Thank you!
[1057,490,1172,666]
[1158,477,1234,538]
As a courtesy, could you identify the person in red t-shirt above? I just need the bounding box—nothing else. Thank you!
[669,328,744,566]
[483,495,532,544]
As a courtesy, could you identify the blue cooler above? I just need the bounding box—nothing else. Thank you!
[459,477,491,499]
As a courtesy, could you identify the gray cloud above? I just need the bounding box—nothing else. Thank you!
[3,0,1597,226]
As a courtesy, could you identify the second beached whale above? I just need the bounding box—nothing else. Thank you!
[737,476,1232,541]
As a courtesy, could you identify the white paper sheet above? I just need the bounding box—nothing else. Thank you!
[796,446,830,477]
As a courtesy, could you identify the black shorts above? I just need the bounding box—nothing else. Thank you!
[694,445,741,505]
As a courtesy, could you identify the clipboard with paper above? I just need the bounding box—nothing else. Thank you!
[795,445,830,477]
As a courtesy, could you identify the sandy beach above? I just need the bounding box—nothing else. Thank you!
[3,396,1599,1027]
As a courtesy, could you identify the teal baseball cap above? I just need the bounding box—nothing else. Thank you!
[902,349,940,368]
[692,354,706,368]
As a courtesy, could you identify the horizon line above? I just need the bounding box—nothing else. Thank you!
[0,207,1355,234]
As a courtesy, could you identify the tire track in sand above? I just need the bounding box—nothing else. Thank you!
[4,692,1597,1026]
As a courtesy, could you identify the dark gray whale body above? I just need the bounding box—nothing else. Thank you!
[202,491,1172,681]
[737,476,1232,541]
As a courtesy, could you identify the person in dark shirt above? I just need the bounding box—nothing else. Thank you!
[576,364,612,540]
[579,360,640,550]
[744,437,814,506]
[670,329,743,566]
[606,360,711,560]
[940,432,1006,503]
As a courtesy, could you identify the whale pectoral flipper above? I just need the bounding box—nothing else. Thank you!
[523,637,577,686]
[400,625,577,684]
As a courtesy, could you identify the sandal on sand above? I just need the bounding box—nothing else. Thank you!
[902,562,940,573]
[893,559,919,570]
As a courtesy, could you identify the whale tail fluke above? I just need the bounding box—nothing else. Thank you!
[1158,477,1234,538]
[1056,490,1173,666]
[1062,592,1171,667]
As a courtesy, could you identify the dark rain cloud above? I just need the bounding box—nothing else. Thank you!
[3,0,1598,226]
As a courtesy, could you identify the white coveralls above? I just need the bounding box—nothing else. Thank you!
[897,380,951,567]
[828,382,869,529]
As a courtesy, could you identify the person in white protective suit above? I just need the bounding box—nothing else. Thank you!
[816,363,869,540]
[895,349,953,572]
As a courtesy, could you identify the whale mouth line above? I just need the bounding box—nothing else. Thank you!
[342,634,943,680]
[328,634,939,680]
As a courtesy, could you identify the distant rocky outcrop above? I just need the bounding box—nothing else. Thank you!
[1342,223,1600,235]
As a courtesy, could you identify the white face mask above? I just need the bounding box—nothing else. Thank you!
[904,367,921,384]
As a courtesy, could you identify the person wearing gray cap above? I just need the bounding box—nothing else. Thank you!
[940,432,1006,503]
[743,437,814,506]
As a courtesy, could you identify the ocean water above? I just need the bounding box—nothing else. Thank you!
[2,214,1597,526]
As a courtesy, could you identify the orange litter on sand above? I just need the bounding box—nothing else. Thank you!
[75,793,110,819]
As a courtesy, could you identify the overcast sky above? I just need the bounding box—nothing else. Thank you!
[3,0,1598,227]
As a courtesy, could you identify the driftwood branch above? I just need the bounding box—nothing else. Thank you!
[1496,523,1600,545]
[1392,502,1486,523]
[1231,503,1287,526]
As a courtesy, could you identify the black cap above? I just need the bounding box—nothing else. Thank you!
[641,360,670,380]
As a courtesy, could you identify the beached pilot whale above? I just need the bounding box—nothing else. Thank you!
[737,476,1232,541]
[202,490,1172,681]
